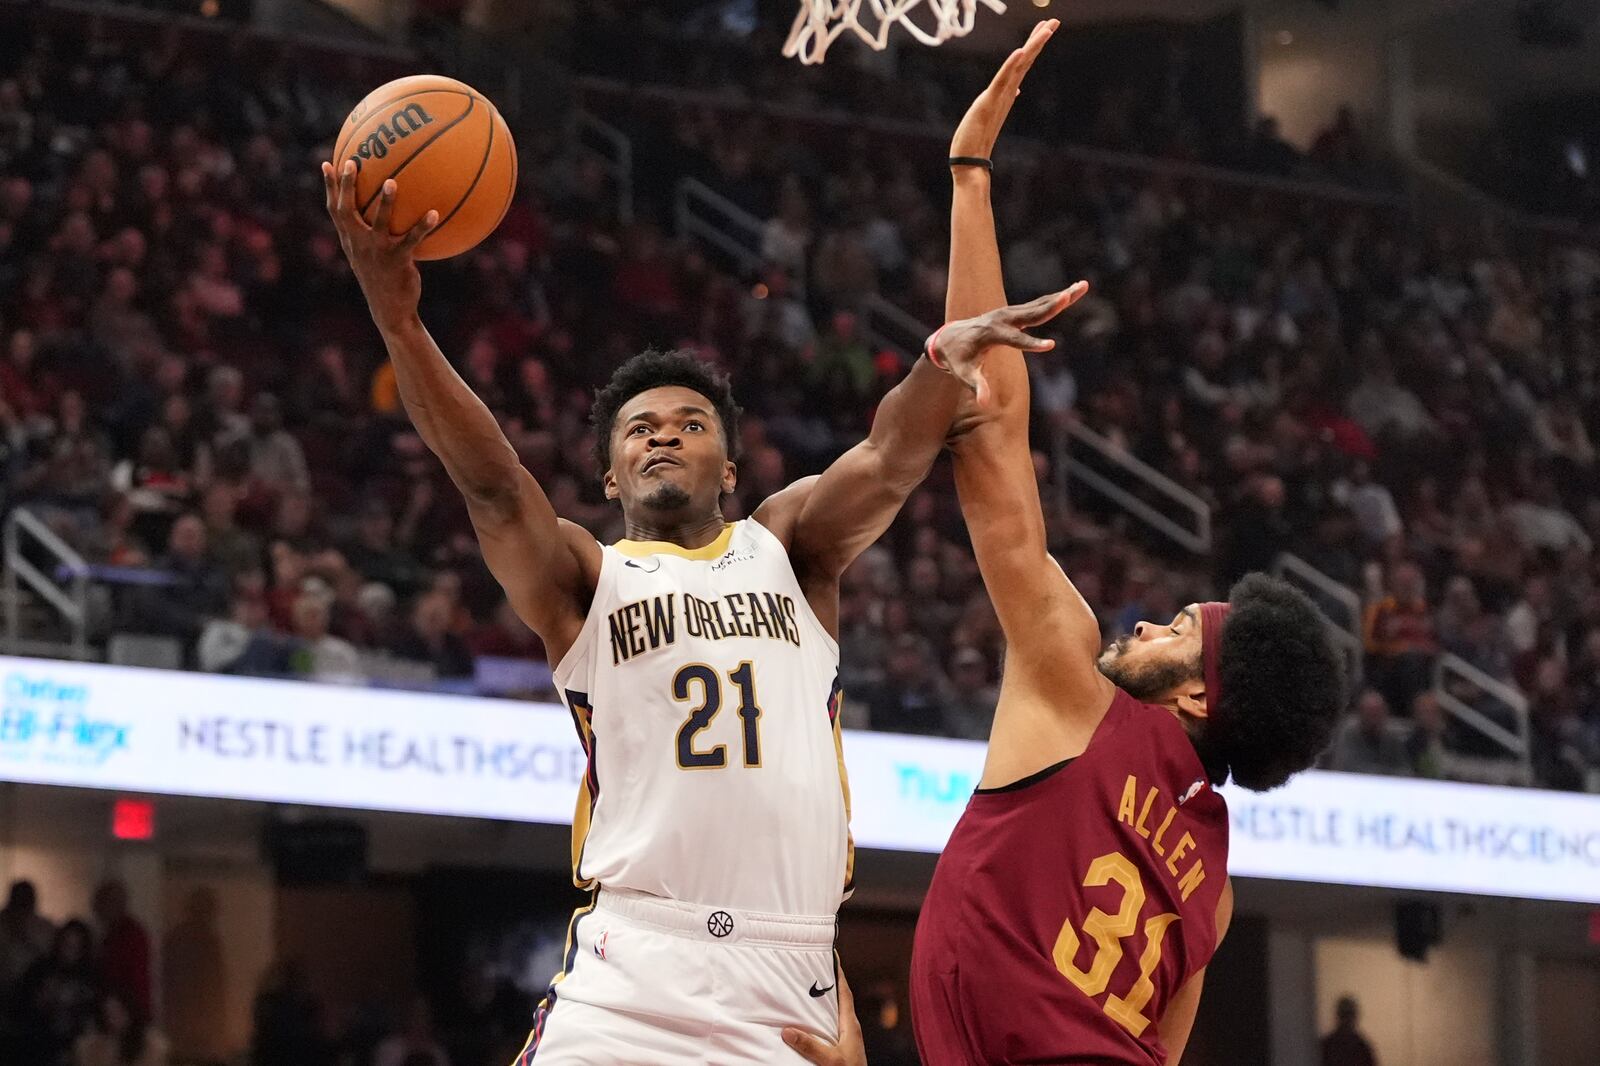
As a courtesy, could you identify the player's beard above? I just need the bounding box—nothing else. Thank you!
[640,482,693,511]
[1097,641,1200,701]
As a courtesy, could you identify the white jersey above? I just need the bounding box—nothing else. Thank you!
[551,520,853,917]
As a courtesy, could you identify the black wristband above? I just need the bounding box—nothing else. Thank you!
[948,156,994,172]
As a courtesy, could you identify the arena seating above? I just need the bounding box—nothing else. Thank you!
[0,4,1595,794]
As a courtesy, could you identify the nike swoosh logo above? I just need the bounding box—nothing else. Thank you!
[624,559,660,572]
[808,981,835,998]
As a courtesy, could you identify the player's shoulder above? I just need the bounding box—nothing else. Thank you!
[558,518,605,572]
[748,476,821,553]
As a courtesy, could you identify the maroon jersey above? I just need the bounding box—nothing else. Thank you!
[910,689,1229,1065]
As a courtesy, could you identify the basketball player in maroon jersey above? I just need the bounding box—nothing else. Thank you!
[900,20,1346,1065]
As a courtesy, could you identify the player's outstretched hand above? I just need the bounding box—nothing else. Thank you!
[321,160,439,331]
[949,16,1058,164]
[929,281,1089,407]
[782,972,866,1066]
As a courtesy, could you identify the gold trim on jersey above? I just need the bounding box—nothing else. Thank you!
[613,522,737,560]
[565,692,598,890]
[831,687,857,898]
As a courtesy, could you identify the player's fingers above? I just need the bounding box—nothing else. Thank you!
[336,159,360,220]
[781,1027,837,1065]
[1008,281,1088,326]
[1003,289,1071,328]
[986,47,1026,99]
[1005,327,1056,352]
[1001,19,1057,92]
[320,162,337,216]
[372,179,397,236]
[397,209,440,253]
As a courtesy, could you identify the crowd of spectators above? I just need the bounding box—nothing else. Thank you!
[569,2,1392,190]
[0,876,534,1066]
[0,9,1597,792]
[0,879,164,1066]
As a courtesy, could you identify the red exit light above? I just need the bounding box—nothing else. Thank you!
[112,799,155,841]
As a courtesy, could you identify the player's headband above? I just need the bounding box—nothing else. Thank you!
[1198,601,1231,714]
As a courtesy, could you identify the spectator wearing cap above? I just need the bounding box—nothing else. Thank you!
[1329,689,1411,776]
[942,646,998,741]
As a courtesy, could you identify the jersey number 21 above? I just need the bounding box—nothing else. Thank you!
[673,662,763,769]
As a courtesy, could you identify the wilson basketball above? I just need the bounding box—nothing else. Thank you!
[333,74,517,261]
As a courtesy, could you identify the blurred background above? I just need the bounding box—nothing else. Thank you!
[0,0,1597,1064]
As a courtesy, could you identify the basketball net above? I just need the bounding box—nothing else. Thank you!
[784,0,1008,65]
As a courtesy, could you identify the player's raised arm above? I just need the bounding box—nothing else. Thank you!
[758,23,1081,631]
[322,161,597,660]
[939,19,1116,731]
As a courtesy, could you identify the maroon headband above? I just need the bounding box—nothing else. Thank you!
[1198,601,1232,713]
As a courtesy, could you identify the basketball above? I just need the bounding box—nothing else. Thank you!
[332,74,517,261]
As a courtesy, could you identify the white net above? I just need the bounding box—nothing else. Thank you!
[783,0,1008,65]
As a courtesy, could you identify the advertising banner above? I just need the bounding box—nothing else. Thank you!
[3,657,1596,903]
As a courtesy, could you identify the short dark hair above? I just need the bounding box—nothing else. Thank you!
[589,348,742,470]
[1201,573,1346,792]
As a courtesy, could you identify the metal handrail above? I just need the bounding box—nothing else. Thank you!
[675,177,764,265]
[3,508,89,659]
[576,111,635,226]
[1273,552,1365,688]
[1432,652,1532,776]
[675,172,1217,553]
[1060,422,1212,554]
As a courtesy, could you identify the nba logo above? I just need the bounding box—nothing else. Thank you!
[594,929,609,961]
[1177,778,1207,806]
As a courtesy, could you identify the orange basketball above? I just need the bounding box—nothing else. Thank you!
[333,74,517,261]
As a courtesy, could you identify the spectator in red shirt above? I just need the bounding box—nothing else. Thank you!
[1364,561,1440,715]
[92,881,150,1024]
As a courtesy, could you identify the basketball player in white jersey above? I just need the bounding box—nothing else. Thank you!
[322,121,1080,1059]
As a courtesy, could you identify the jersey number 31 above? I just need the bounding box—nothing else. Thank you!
[1054,852,1179,1038]
[673,662,763,769]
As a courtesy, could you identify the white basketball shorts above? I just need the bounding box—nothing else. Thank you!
[513,886,840,1065]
